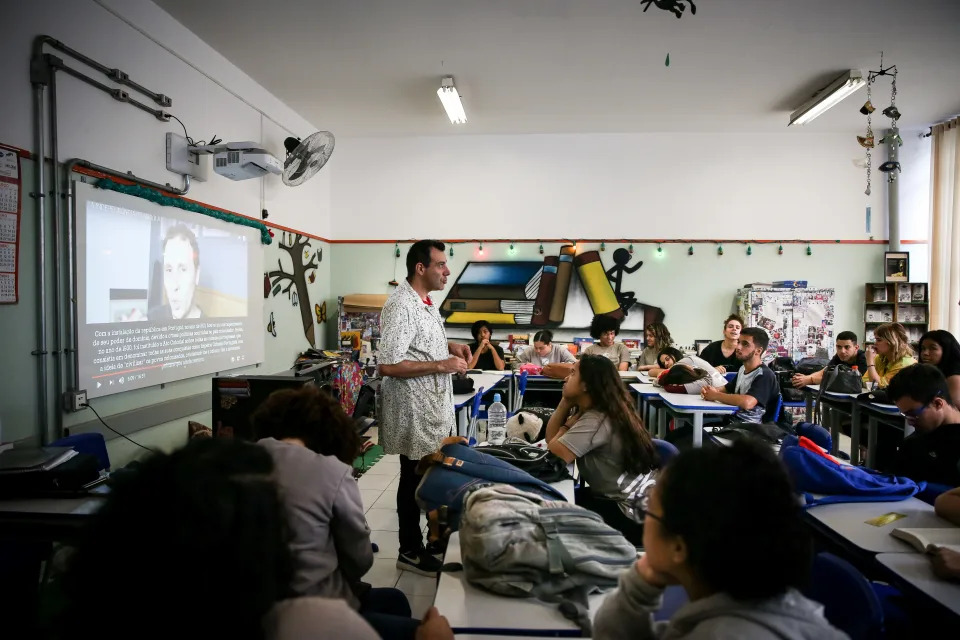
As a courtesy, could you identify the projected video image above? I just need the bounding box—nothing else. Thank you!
[85,206,248,324]
[76,184,264,400]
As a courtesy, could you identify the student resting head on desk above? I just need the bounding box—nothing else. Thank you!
[885,364,960,488]
[700,327,780,424]
[864,322,916,389]
[637,322,673,372]
[545,354,660,546]
[919,329,960,403]
[57,438,410,640]
[593,439,846,640]
[791,330,868,388]
[698,314,744,375]
[584,314,633,371]
[466,319,505,371]
[653,353,728,395]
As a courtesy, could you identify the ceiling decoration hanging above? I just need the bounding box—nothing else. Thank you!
[641,0,696,19]
[860,53,901,196]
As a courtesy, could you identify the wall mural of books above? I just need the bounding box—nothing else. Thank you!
[440,245,665,329]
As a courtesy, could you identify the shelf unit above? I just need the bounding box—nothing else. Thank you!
[863,282,929,345]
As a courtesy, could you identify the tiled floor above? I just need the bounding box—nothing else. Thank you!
[357,431,438,619]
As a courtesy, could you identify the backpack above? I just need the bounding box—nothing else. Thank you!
[415,443,566,543]
[780,436,924,506]
[770,357,803,402]
[456,483,637,636]
[814,364,863,423]
[476,443,571,483]
[796,357,830,376]
[710,422,793,447]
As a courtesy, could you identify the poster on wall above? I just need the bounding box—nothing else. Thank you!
[439,245,665,330]
[0,147,22,304]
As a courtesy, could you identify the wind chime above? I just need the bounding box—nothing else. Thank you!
[858,53,902,196]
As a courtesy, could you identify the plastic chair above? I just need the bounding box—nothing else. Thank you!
[770,395,783,422]
[724,371,737,382]
[513,370,529,414]
[466,387,485,445]
[803,552,884,640]
[50,432,110,471]
[652,438,679,464]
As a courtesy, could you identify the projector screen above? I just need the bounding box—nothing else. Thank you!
[75,182,264,399]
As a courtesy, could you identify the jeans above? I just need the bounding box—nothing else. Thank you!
[397,455,424,552]
[359,587,420,640]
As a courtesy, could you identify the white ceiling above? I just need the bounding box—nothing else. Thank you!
[154,0,960,136]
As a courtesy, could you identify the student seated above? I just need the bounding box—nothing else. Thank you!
[515,329,576,376]
[864,322,916,388]
[546,354,660,546]
[648,348,726,388]
[657,365,728,396]
[699,314,743,375]
[251,385,421,640]
[638,322,673,372]
[593,440,845,640]
[464,319,505,370]
[919,329,960,402]
[700,327,780,424]
[885,364,960,487]
[584,314,633,371]
[791,330,867,388]
[56,438,384,640]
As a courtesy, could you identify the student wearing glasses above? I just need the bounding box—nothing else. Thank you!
[886,364,960,487]
[593,440,845,640]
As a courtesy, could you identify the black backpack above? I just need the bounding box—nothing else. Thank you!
[770,357,802,402]
[796,357,830,376]
[814,364,863,423]
[476,443,571,483]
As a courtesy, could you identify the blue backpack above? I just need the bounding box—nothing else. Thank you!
[415,443,567,542]
[780,437,925,506]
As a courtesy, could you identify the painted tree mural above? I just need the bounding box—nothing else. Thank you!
[265,232,321,346]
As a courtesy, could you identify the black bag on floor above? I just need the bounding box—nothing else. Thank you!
[477,443,571,483]
[710,422,793,447]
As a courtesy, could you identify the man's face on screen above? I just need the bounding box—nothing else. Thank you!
[163,236,199,319]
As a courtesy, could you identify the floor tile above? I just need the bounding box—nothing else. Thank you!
[364,462,401,476]
[358,474,394,491]
[408,595,435,620]
[366,508,400,531]
[387,475,401,490]
[365,556,402,589]
[359,489,383,511]
[379,454,401,463]
[396,571,440,596]
[371,489,398,510]
[369,529,399,558]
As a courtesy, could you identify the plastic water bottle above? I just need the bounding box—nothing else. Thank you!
[487,394,508,445]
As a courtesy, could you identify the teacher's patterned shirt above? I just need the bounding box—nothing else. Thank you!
[378,278,455,459]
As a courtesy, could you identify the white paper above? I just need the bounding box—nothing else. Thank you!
[0,242,15,273]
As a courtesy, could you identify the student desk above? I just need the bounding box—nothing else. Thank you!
[629,381,665,437]
[656,392,738,447]
[803,497,953,555]
[803,385,860,457]
[453,372,512,437]
[876,552,960,617]
[0,492,107,541]
[433,531,611,636]
[858,401,906,469]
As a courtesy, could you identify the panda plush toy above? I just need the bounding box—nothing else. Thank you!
[505,410,543,443]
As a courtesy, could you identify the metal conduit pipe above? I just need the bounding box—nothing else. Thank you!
[50,73,64,440]
[32,84,50,445]
[886,130,901,252]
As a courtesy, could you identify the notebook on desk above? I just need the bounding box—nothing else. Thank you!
[0,447,77,474]
[891,527,960,554]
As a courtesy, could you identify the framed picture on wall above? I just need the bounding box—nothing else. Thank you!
[884,252,910,282]
[695,339,711,355]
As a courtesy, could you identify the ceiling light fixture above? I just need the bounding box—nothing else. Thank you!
[789,70,865,126]
[437,76,467,124]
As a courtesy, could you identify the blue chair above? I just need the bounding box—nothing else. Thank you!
[770,395,783,423]
[50,432,110,471]
[724,371,737,382]
[803,552,884,640]
[652,438,679,464]
[466,386,485,445]
[513,370,529,414]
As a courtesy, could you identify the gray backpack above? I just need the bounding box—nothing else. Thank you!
[455,484,637,635]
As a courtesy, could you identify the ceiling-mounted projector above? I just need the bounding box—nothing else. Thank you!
[191,141,282,181]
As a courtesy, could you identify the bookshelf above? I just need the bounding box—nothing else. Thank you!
[863,282,929,345]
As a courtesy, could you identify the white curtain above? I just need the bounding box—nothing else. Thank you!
[929,117,960,335]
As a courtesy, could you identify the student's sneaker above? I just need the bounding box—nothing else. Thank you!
[396,547,443,576]
[425,539,447,561]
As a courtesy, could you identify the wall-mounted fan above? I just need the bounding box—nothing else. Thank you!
[282,131,335,186]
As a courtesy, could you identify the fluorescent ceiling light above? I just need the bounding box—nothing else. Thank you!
[789,70,865,126]
[437,76,467,124]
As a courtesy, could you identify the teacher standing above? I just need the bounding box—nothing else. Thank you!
[378,240,470,576]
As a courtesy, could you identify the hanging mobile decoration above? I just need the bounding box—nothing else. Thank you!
[861,53,901,196]
[862,77,873,196]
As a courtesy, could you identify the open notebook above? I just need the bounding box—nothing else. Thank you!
[890,527,960,554]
